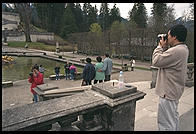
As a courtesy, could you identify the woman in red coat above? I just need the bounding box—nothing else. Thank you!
[28,65,44,102]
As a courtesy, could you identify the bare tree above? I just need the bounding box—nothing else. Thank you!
[14,3,32,42]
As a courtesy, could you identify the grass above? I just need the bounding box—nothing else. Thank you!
[7,41,75,52]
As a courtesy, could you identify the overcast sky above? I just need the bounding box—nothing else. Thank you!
[81,3,192,19]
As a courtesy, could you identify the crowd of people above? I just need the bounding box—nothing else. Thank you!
[28,53,114,103]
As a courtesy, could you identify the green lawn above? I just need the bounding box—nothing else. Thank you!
[7,41,74,52]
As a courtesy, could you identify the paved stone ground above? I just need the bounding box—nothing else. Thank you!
[2,46,194,131]
[2,69,152,110]
[2,46,152,110]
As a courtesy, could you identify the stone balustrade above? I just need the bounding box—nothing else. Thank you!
[2,81,146,131]
[185,63,194,87]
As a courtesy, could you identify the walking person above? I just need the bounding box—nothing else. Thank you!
[54,64,60,80]
[152,24,189,131]
[69,63,77,80]
[82,58,95,85]
[64,62,70,80]
[94,56,105,84]
[28,64,44,103]
[99,53,113,82]
[130,58,135,71]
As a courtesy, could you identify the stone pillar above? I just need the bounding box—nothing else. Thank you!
[56,42,60,53]
[150,66,159,89]
[92,81,146,131]
[185,63,194,87]
[4,28,8,43]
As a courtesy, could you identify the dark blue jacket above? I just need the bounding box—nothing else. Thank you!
[82,63,95,81]
[55,67,60,74]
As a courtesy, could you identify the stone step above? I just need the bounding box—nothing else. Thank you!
[2,81,13,88]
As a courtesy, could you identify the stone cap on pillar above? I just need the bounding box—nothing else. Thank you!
[36,83,59,91]
[92,80,137,99]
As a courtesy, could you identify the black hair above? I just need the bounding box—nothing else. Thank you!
[86,58,91,63]
[168,24,187,42]
[96,56,102,62]
[32,64,39,71]
[105,53,109,57]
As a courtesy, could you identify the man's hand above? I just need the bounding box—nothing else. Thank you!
[98,69,102,72]
[159,36,168,48]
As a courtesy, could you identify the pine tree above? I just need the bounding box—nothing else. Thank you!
[129,3,147,28]
[60,4,78,39]
[88,5,98,27]
[109,4,121,27]
[151,3,167,33]
[99,3,110,31]
[74,3,84,32]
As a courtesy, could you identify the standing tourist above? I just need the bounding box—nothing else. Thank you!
[99,53,113,81]
[94,56,105,84]
[64,62,70,80]
[54,64,60,80]
[28,64,44,103]
[82,58,95,85]
[152,24,189,131]
[69,63,77,80]
[130,58,135,71]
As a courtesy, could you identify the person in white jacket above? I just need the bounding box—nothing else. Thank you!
[130,58,135,71]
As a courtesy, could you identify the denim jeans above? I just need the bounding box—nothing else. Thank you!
[56,73,59,80]
[65,72,68,80]
[70,73,75,80]
[33,94,38,103]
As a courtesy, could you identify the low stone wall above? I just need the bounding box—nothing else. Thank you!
[2,81,13,88]
[5,32,54,42]
[2,81,146,131]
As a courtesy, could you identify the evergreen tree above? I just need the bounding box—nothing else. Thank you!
[129,3,147,28]
[109,4,121,27]
[88,5,98,27]
[82,3,90,32]
[151,3,167,32]
[165,4,176,27]
[99,3,110,31]
[74,3,84,32]
[60,4,78,39]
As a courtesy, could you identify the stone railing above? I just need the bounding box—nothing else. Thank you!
[2,81,146,131]
[185,63,194,87]
[150,63,194,88]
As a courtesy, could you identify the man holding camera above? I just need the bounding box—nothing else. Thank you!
[152,24,189,131]
[28,64,44,103]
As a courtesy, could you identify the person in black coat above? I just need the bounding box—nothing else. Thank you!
[82,58,95,85]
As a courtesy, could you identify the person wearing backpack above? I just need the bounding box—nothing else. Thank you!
[82,57,95,85]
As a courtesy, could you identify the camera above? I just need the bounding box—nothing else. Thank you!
[29,72,33,77]
[157,34,168,43]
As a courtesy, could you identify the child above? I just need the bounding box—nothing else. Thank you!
[69,63,77,80]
